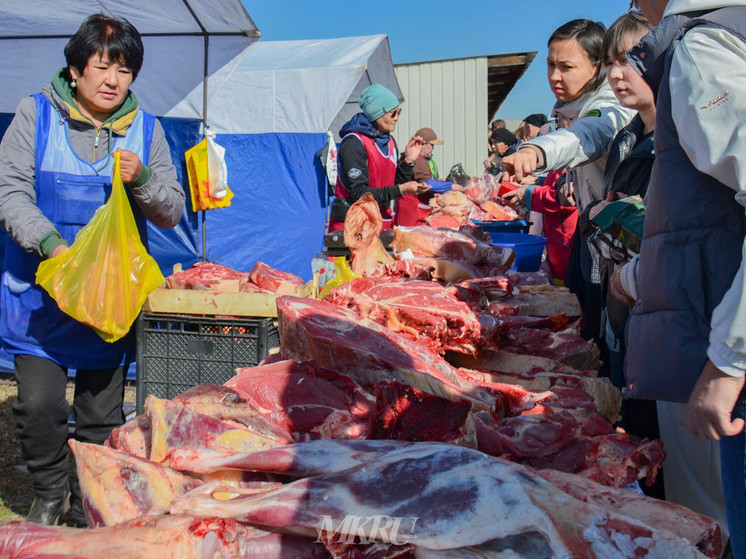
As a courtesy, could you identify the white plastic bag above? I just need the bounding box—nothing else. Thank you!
[205,128,229,199]
[324,130,338,187]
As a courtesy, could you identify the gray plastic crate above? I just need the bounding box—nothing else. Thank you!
[135,313,280,414]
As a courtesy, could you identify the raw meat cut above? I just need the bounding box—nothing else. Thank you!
[391,226,513,268]
[0,515,329,558]
[275,296,496,411]
[461,368,621,425]
[451,350,594,377]
[169,441,709,558]
[489,289,583,318]
[452,277,513,304]
[344,193,395,275]
[166,261,247,292]
[175,384,294,442]
[480,199,519,221]
[108,384,292,460]
[425,213,461,229]
[366,259,433,280]
[107,414,151,459]
[248,261,303,295]
[474,410,578,460]
[407,258,479,282]
[326,279,487,355]
[462,175,494,204]
[224,360,375,440]
[146,396,287,465]
[427,190,474,218]
[503,325,601,370]
[371,381,475,446]
[457,220,495,244]
[536,468,723,558]
[170,439,414,478]
[69,440,203,527]
[526,431,666,488]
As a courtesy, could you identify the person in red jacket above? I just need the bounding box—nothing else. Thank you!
[503,170,578,283]
[328,84,427,232]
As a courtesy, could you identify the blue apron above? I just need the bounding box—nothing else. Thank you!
[0,93,154,369]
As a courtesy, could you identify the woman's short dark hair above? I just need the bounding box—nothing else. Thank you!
[548,19,607,97]
[602,12,652,64]
[64,14,144,81]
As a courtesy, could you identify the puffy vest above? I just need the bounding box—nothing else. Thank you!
[624,8,746,402]
[329,132,397,231]
[0,93,154,369]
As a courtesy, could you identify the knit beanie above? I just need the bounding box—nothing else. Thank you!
[524,113,548,129]
[359,84,400,122]
[490,127,517,146]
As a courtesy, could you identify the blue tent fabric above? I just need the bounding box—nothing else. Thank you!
[205,132,328,279]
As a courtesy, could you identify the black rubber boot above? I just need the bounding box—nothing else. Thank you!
[65,471,88,528]
[26,492,69,526]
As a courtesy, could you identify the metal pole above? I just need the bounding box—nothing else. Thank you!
[201,33,209,262]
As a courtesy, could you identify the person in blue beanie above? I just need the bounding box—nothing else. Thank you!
[328,84,428,232]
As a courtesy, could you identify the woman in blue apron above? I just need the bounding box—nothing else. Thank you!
[0,14,185,526]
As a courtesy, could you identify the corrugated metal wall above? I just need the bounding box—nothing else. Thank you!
[394,57,489,178]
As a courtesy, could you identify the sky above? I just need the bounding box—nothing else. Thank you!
[241,1,631,121]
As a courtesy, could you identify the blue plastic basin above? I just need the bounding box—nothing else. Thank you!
[491,233,547,272]
[472,219,530,239]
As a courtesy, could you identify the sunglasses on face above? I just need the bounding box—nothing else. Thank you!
[387,107,402,118]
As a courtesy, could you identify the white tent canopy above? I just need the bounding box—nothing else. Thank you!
[165,35,403,137]
[0,0,260,117]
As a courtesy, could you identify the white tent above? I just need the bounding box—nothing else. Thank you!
[157,35,403,280]
[0,0,260,118]
[165,35,403,138]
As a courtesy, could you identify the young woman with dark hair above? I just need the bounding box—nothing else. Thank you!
[502,17,635,358]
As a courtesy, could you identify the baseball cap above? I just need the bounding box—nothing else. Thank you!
[415,127,444,145]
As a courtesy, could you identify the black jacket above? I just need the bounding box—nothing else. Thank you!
[601,114,654,199]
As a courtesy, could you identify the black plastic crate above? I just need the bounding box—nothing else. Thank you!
[135,313,280,414]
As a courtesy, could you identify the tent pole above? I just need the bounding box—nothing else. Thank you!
[201,33,209,262]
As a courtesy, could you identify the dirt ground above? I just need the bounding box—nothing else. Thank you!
[0,377,136,525]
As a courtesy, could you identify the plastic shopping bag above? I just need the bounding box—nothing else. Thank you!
[185,132,233,211]
[588,195,646,263]
[318,256,358,298]
[35,151,165,342]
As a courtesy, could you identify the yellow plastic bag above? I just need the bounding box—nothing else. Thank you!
[36,152,165,342]
[318,256,358,298]
[185,136,233,211]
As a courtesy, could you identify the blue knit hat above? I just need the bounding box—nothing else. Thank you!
[359,84,400,122]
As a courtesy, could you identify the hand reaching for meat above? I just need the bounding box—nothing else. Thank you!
[483,155,495,171]
[501,149,539,181]
[502,185,528,207]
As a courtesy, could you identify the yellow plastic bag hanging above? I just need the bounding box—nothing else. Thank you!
[35,152,165,342]
[318,256,359,298]
[185,135,233,211]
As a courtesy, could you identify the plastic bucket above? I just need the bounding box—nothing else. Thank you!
[498,181,520,197]
[472,219,530,238]
[491,233,547,272]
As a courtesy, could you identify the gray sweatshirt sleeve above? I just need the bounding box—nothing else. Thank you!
[129,118,186,228]
[0,97,58,255]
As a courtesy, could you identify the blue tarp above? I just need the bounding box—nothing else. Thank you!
[205,132,327,277]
